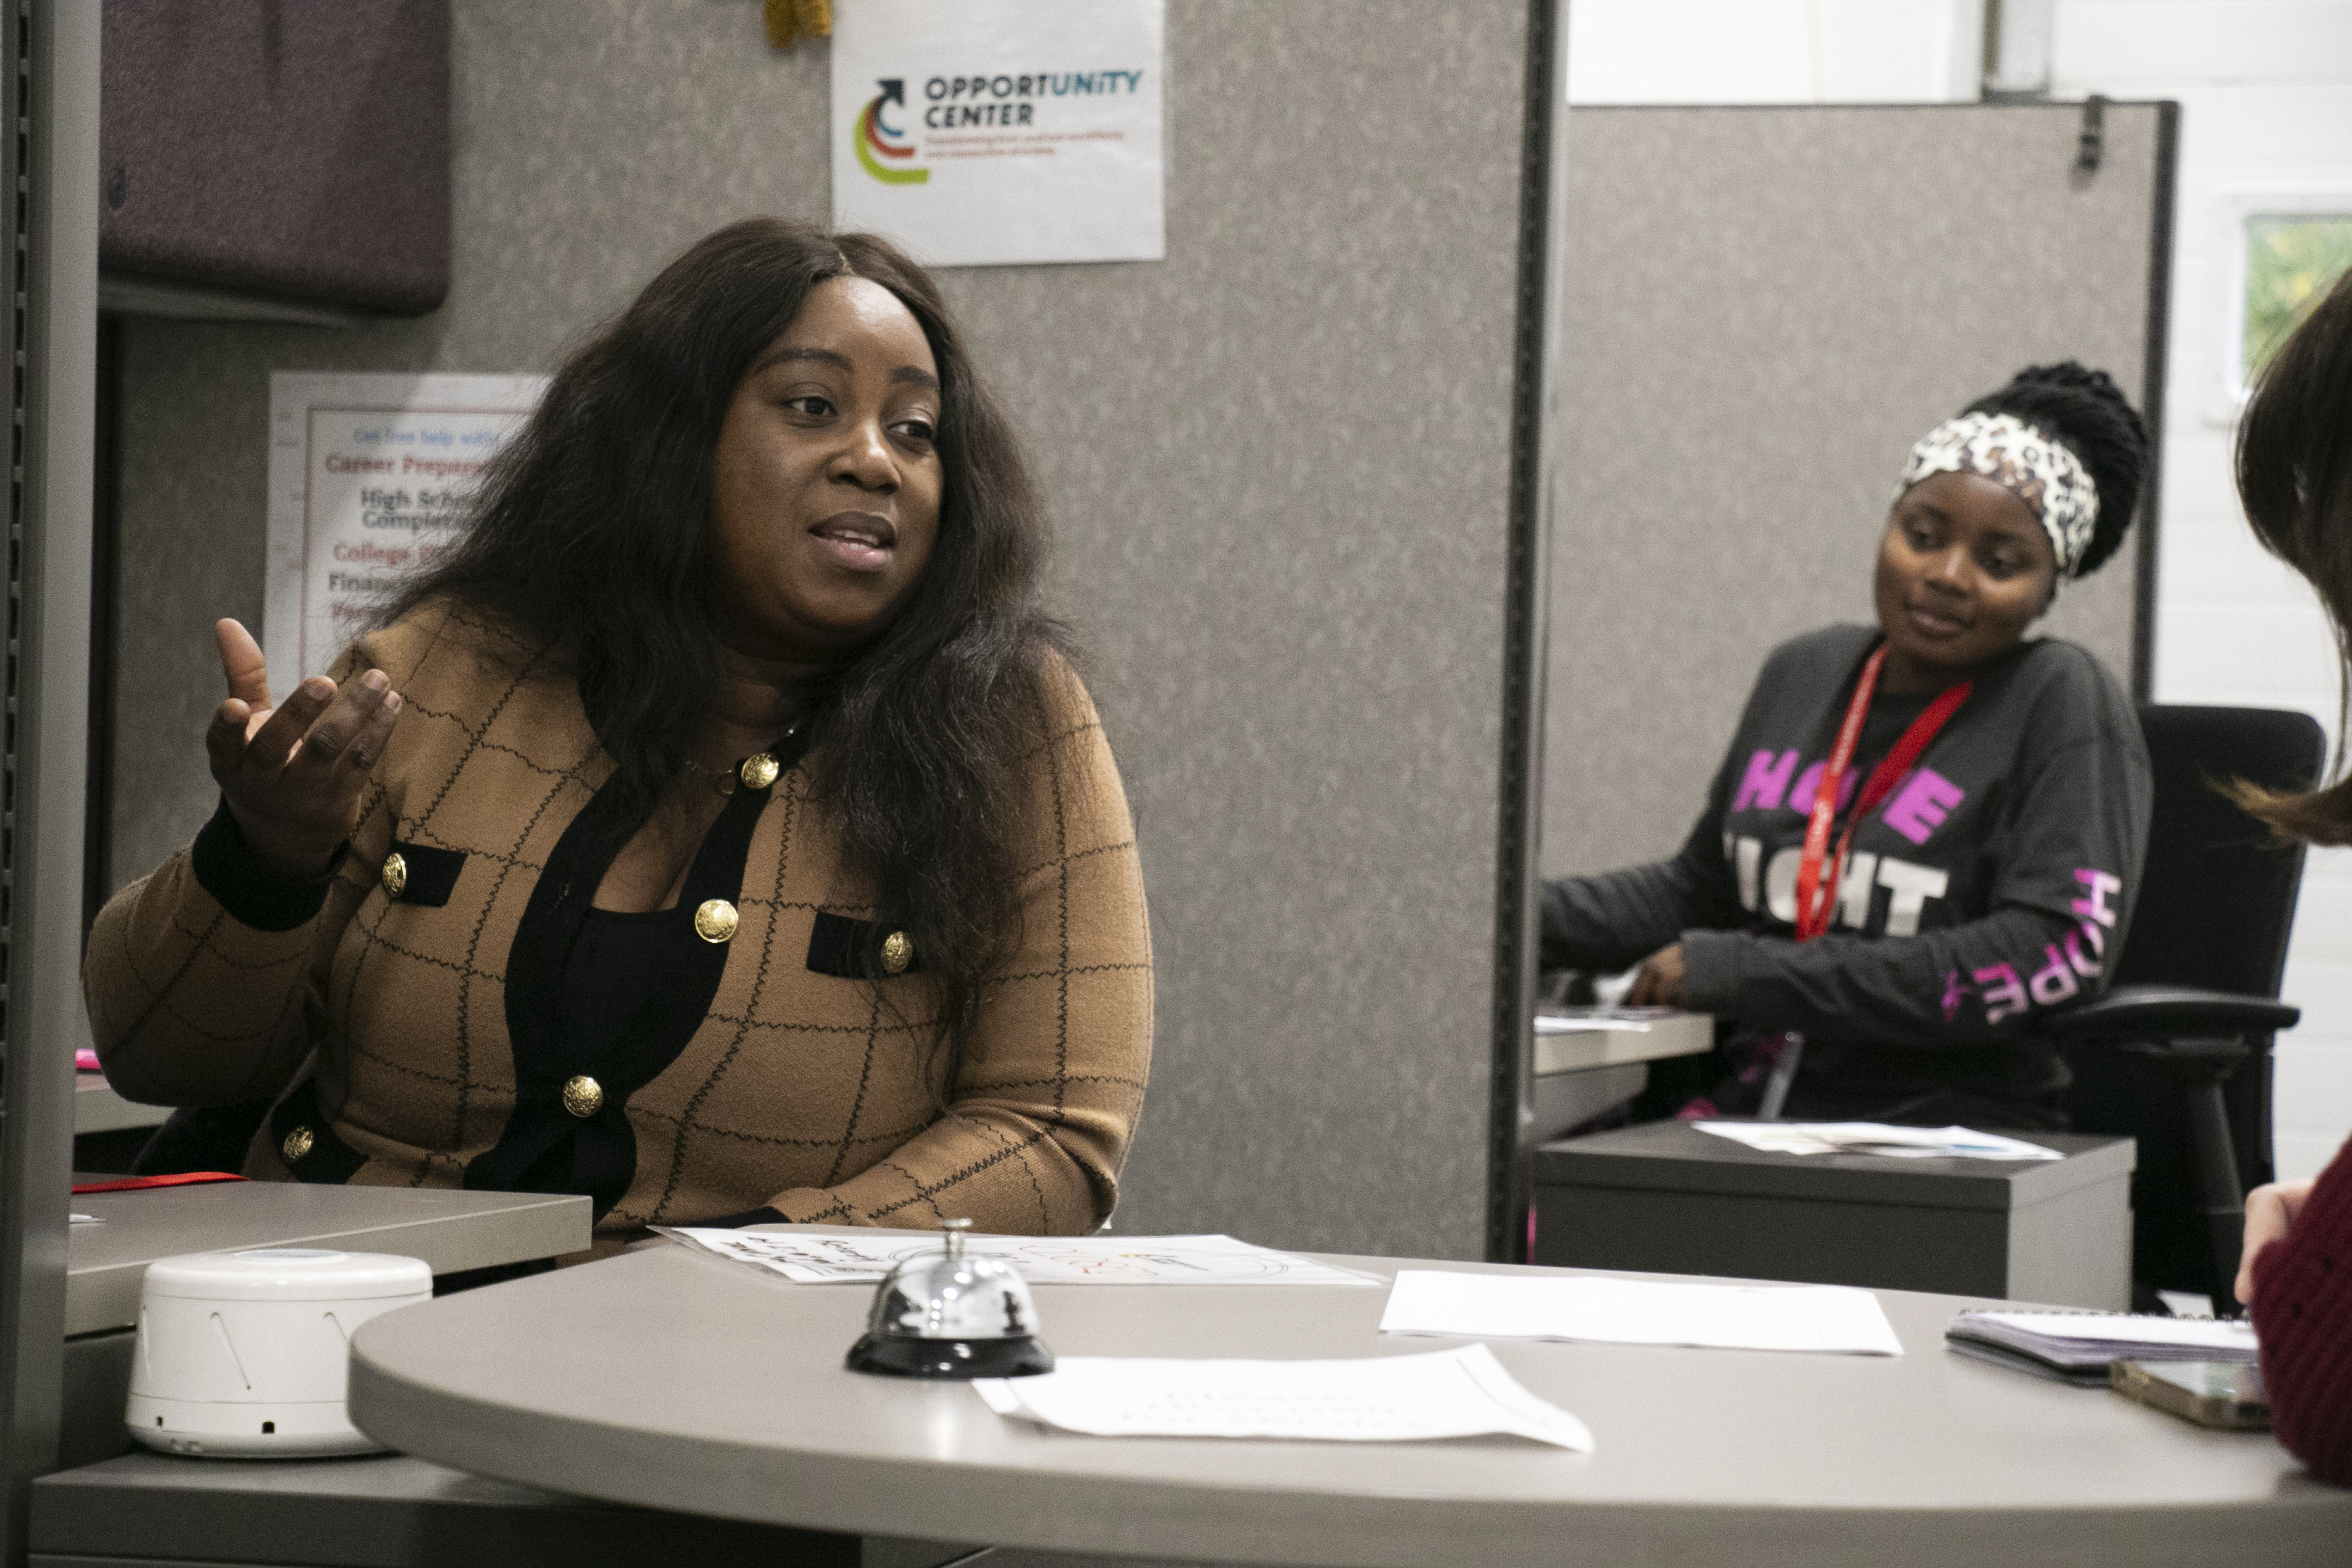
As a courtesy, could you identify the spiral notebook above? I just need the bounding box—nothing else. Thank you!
[1945,1309,2257,1386]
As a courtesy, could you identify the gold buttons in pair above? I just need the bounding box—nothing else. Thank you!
[739,752,781,790]
[881,930,914,975]
[562,1075,603,1118]
[694,899,739,944]
[380,853,407,898]
[281,1127,315,1164]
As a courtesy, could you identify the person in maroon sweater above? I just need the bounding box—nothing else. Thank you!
[2228,265,2352,1488]
[2240,1163,2352,1484]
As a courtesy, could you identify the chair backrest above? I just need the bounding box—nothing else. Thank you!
[2111,705,2323,998]
[2063,703,2324,1302]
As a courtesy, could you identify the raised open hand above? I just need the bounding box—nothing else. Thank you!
[203,618,402,880]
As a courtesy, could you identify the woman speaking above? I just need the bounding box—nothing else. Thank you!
[85,219,1153,1249]
[1543,366,2152,1130]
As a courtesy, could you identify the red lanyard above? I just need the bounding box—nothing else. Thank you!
[1790,644,1971,941]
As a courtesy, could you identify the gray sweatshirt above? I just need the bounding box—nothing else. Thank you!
[1541,624,2152,1110]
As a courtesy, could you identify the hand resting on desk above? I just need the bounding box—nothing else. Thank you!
[1625,943,1687,1009]
[2237,1171,2320,1306]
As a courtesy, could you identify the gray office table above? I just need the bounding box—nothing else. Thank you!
[348,1231,2352,1568]
[61,1182,593,1472]
[1532,1010,1712,1076]
[73,1071,169,1135]
[30,1451,974,1568]
[69,1179,591,1335]
[1529,1009,1712,1140]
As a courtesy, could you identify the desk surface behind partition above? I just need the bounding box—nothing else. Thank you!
[68,1183,589,1335]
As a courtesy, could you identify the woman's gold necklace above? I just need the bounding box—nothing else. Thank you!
[679,757,740,797]
[681,739,792,798]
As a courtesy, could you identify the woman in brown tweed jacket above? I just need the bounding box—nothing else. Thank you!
[87,220,1153,1249]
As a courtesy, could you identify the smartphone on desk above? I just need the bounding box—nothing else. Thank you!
[2110,1359,2270,1430]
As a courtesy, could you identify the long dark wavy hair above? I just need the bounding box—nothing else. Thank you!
[385,217,1069,1053]
[2228,266,2352,843]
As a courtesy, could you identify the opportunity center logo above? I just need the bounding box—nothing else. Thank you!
[856,79,927,186]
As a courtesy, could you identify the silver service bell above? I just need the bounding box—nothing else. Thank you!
[846,1218,1055,1379]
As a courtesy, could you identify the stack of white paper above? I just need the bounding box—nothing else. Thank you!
[658,1228,1380,1287]
[1378,1270,1904,1356]
[1948,1310,2257,1369]
[1692,1121,2063,1161]
[974,1343,1593,1450]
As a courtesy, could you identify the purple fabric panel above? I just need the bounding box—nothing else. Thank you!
[100,0,450,314]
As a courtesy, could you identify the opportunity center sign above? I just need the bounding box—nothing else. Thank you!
[831,0,1166,268]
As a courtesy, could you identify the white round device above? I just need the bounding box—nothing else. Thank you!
[126,1248,432,1457]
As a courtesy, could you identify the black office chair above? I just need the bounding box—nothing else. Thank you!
[2051,704,2324,1309]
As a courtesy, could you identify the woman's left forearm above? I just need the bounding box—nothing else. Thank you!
[1680,904,2102,1048]
[761,1095,1136,1233]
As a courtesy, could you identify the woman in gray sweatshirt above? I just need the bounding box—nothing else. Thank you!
[1542,365,2153,1130]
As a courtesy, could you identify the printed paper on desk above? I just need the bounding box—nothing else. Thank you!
[973,1343,1593,1450]
[660,1229,1379,1287]
[1379,1271,1904,1356]
[1694,1121,2064,1161]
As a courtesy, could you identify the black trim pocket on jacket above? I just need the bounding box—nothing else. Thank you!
[268,1079,366,1184]
[806,911,923,978]
[384,840,467,908]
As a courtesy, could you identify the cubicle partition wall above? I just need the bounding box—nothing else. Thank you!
[97,1,1562,1264]
[936,7,1563,1260]
[1541,103,2175,884]
[4,3,99,1558]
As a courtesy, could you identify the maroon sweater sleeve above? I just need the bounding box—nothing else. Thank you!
[2253,1145,2352,1487]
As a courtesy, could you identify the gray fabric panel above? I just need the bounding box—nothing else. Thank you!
[109,0,841,898]
[937,3,1526,1259]
[1542,103,2162,884]
[105,0,1531,1260]
[100,0,452,312]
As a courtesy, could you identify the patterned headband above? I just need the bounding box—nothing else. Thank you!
[1896,411,2100,584]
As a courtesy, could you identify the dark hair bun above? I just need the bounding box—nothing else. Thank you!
[1961,360,2149,579]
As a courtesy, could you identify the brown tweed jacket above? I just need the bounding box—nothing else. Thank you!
[87,602,1152,1241]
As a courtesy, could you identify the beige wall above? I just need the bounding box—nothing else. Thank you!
[2053,0,2352,1183]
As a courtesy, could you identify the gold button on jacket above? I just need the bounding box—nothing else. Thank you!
[379,853,407,898]
[738,752,781,790]
[562,1075,603,1118]
[281,1127,315,1163]
[693,899,739,944]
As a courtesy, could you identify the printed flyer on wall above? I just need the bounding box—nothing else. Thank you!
[265,373,546,681]
[830,0,1166,266]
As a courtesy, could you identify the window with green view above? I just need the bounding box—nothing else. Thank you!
[2246,215,2352,383]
